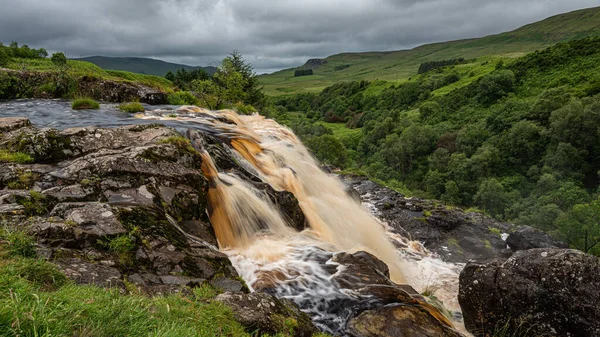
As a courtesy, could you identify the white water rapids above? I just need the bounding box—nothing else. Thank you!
[137,106,467,335]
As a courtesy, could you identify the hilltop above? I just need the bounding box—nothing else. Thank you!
[259,6,600,95]
[73,56,216,77]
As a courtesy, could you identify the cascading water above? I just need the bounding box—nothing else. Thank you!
[137,107,466,335]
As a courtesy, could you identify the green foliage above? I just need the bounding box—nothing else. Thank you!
[119,102,145,113]
[72,97,100,110]
[16,191,49,216]
[0,150,34,164]
[50,52,67,67]
[167,91,200,106]
[166,67,210,90]
[0,228,36,258]
[0,46,10,67]
[418,57,467,74]
[272,37,600,256]
[294,69,313,77]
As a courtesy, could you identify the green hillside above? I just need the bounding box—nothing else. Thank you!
[73,56,216,77]
[273,36,600,256]
[260,6,600,96]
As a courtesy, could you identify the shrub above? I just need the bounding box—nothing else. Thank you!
[233,102,256,114]
[72,97,100,110]
[0,47,10,67]
[119,102,145,113]
[51,52,67,67]
[167,91,199,105]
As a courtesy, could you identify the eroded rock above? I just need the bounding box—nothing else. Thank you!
[459,249,600,337]
[215,292,318,337]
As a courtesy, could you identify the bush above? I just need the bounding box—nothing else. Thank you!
[50,52,67,67]
[167,91,199,105]
[0,47,10,67]
[119,102,145,113]
[72,97,100,110]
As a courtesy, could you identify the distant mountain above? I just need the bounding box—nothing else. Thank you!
[259,6,600,95]
[73,56,216,77]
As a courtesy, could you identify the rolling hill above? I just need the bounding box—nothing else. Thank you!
[73,56,216,77]
[259,6,600,96]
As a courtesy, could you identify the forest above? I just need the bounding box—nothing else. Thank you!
[271,37,600,255]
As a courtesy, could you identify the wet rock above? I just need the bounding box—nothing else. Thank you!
[459,249,600,337]
[55,257,124,289]
[215,292,318,337]
[210,276,246,293]
[348,305,462,337]
[344,176,514,263]
[331,251,393,289]
[506,225,569,251]
[0,117,30,132]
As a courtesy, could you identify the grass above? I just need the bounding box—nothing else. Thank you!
[119,102,145,113]
[0,150,33,164]
[72,97,100,110]
[0,229,321,337]
[5,58,174,92]
[259,6,600,95]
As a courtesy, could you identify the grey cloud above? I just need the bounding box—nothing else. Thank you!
[0,0,597,73]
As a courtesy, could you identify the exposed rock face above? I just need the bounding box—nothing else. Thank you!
[0,117,239,296]
[459,249,600,337]
[344,176,514,263]
[0,69,167,104]
[506,225,569,251]
[302,58,327,69]
[216,292,318,337]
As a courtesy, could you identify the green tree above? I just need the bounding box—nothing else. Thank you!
[305,134,347,168]
[0,46,9,67]
[51,52,67,67]
[226,50,265,108]
[555,197,600,255]
[475,178,509,218]
[441,180,461,205]
[476,70,516,104]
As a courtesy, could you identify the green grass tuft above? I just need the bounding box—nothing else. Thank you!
[119,102,145,113]
[0,150,34,164]
[72,97,100,110]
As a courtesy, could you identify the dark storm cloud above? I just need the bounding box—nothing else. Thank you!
[0,0,597,73]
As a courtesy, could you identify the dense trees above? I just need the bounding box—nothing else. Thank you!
[294,69,313,77]
[275,37,600,256]
[418,58,466,74]
[0,42,47,60]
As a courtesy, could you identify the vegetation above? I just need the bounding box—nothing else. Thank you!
[258,6,600,95]
[119,102,145,113]
[72,97,100,110]
[273,37,600,256]
[50,52,67,67]
[165,68,210,90]
[418,58,467,74]
[0,150,34,164]
[294,69,314,77]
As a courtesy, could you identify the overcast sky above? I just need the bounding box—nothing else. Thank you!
[0,0,597,73]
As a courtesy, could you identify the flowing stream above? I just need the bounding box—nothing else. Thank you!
[1,99,466,335]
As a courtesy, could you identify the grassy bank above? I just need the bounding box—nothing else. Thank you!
[4,58,173,92]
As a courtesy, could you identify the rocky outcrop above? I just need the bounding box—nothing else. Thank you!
[459,249,600,337]
[0,69,167,104]
[344,176,568,264]
[506,225,569,251]
[216,292,318,337]
[302,58,327,69]
[0,117,239,296]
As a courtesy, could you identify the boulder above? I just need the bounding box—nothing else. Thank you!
[459,249,600,337]
[506,225,569,251]
[215,292,318,337]
[348,305,462,337]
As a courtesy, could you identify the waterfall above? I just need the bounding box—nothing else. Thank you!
[137,107,465,335]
